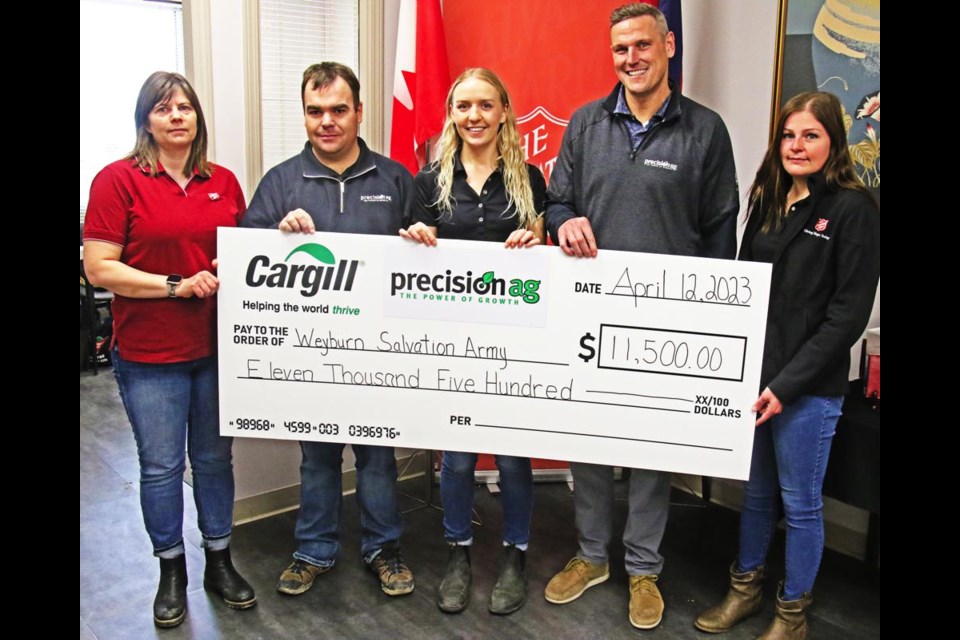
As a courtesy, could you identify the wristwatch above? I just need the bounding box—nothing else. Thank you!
[166,274,183,298]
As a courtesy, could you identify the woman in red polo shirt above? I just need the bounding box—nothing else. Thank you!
[83,72,255,628]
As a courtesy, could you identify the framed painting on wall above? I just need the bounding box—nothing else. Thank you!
[772,0,880,194]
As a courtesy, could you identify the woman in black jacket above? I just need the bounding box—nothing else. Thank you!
[694,92,880,639]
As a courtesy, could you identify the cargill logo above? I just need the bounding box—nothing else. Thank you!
[246,243,359,297]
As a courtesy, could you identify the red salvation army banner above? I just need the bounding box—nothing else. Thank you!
[443,0,668,183]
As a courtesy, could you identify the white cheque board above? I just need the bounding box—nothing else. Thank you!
[218,228,770,480]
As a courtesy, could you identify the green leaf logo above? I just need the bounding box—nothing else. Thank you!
[481,271,495,284]
[285,243,336,264]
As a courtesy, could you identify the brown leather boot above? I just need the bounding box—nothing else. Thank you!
[694,562,765,633]
[757,582,812,640]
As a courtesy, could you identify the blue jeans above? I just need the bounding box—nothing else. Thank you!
[440,452,533,546]
[293,442,403,566]
[738,395,843,599]
[113,351,234,558]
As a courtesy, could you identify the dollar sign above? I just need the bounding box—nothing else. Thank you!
[579,332,596,362]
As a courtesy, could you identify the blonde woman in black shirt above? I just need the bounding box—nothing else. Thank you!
[400,67,545,615]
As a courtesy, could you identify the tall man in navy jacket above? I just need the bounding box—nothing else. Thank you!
[242,62,416,598]
[543,3,739,630]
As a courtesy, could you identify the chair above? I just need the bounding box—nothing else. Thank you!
[80,225,114,373]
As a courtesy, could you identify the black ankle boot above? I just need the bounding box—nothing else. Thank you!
[203,547,257,609]
[154,555,187,628]
[437,543,471,613]
[489,544,527,615]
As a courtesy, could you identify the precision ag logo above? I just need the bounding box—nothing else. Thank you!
[390,269,541,305]
[246,243,360,297]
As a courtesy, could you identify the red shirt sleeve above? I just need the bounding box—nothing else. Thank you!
[84,161,134,246]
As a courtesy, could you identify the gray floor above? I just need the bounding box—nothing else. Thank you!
[81,368,881,639]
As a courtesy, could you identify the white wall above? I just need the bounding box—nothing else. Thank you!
[209,0,249,191]
[683,1,779,208]
[382,0,400,156]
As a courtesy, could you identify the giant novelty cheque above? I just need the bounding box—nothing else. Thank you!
[218,228,770,480]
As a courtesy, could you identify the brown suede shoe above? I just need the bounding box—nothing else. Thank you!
[368,543,415,596]
[276,559,330,595]
[544,557,609,604]
[694,562,765,633]
[628,574,664,629]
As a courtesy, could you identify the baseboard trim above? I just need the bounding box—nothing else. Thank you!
[233,450,430,525]
[672,474,873,562]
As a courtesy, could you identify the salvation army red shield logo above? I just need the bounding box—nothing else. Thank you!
[516,107,569,184]
[815,218,829,232]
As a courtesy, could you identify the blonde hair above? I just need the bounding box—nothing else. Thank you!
[432,68,539,229]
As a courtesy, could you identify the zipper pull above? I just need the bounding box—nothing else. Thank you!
[340,181,345,213]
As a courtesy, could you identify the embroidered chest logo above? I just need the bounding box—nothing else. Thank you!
[208,193,220,201]
[643,158,678,171]
[361,194,392,203]
[802,217,831,241]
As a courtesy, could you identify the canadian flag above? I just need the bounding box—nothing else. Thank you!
[390,0,451,175]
